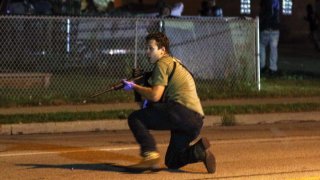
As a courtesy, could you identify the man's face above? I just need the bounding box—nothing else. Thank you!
[146,39,166,64]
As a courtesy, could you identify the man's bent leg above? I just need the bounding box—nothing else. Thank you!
[127,104,172,170]
[165,133,216,173]
[164,103,206,169]
[165,131,197,169]
[128,104,170,154]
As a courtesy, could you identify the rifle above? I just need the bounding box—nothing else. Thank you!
[89,74,145,98]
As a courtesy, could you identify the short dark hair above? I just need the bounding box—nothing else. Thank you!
[146,32,170,54]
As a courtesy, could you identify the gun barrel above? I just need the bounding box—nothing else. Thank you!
[89,87,115,98]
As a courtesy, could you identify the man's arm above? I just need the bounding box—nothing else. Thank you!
[132,84,165,102]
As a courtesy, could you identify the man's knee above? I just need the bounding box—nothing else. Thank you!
[165,157,180,169]
[165,149,182,169]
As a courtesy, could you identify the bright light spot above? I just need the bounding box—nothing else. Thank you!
[102,49,128,55]
[241,0,251,14]
[282,0,293,15]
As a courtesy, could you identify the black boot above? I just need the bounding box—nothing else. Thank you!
[193,137,216,173]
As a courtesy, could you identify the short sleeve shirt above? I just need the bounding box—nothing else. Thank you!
[150,56,204,116]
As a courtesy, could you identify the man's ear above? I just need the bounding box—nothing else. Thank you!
[160,46,166,53]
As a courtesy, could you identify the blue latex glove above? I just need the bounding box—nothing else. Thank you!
[122,79,135,91]
[142,99,149,109]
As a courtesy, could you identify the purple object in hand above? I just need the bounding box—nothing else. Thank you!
[122,80,135,91]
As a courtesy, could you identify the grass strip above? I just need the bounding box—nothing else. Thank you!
[0,103,319,124]
[203,103,320,115]
[1,76,320,108]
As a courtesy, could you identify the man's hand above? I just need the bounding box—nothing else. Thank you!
[122,80,135,91]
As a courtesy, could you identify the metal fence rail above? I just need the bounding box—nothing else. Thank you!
[0,15,258,105]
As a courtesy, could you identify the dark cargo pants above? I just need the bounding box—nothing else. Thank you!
[128,101,204,169]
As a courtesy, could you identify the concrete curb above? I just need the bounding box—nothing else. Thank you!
[1,111,320,135]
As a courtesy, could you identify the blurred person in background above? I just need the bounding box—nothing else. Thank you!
[0,0,8,14]
[316,0,320,21]
[259,0,280,77]
[208,0,223,17]
[199,0,211,16]
[31,0,53,15]
[171,2,183,16]
[155,0,165,14]
[6,0,31,14]
[304,4,320,50]
[314,0,320,51]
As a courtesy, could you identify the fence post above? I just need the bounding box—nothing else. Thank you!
[134,19,138,69]
[256,16,261,91]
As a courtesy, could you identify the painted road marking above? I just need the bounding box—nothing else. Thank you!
[0,146,140,157]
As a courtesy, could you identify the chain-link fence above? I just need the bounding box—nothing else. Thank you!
[0,15,258,105]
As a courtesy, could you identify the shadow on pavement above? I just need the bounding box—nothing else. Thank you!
[17,163,205,174]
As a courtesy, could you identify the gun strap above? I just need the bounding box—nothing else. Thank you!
[160,61,176,103]
[168,61,177,84]
[161,57,196,103]
[172,57,194,78]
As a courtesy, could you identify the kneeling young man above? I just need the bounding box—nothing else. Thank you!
[122,32,215,173]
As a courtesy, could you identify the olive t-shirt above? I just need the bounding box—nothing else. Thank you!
[150,56,204,116]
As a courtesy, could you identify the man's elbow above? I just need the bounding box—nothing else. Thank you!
[148,86,165,102]
[149,95,161,102]
[148,92,163,102]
